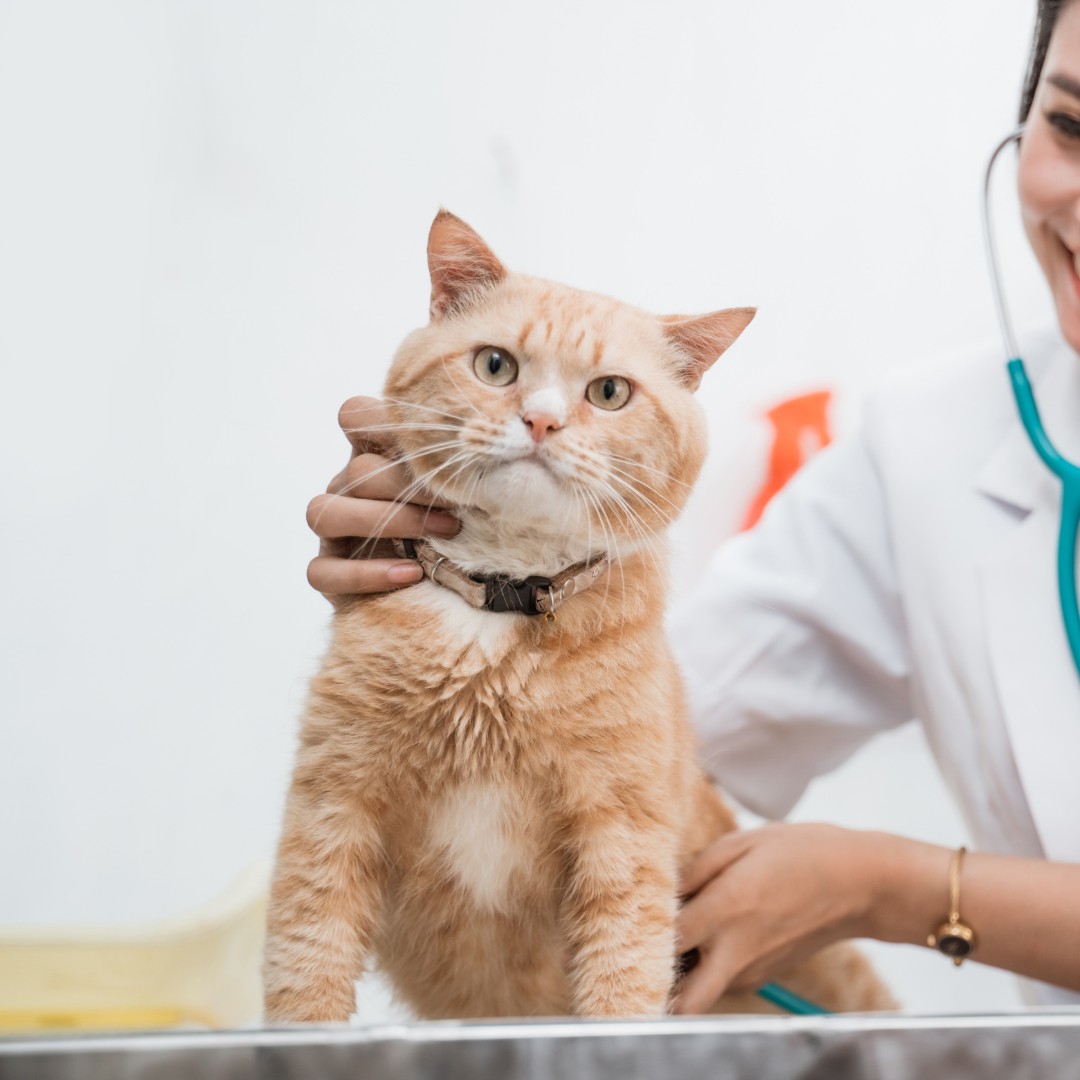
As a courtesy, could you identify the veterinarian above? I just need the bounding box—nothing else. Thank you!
[305,0,1080,1010]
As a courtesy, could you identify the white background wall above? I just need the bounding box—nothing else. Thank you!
[0,0,1055,1017]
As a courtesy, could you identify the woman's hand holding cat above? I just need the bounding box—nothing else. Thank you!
[672,823,902,1013]
[306,396,459,603]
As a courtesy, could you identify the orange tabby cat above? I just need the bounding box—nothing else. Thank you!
[263,211,893,1021]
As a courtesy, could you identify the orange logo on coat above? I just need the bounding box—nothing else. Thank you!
[741,390,833,531]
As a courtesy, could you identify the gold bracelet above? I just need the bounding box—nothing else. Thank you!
[927,846,976,966]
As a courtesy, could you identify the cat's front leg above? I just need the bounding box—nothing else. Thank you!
[562,807,679,1017]
[263,778,387,1024]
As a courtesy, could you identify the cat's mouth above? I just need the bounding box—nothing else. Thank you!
[456,448,580,526]
[514,452,558,473]
[502,451,575,489]
[515,441,574,470]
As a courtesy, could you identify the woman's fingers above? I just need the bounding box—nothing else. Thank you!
[309,395,459,602]
[673,833,763,1011]
[672,944,736,1015]
[307,556,423,597]
[675,879,725,955]
[679,831,752,900]
[306,493,459,541]
[673,876,762,1012]
[326,453,414,500]
[338,396,394,456]
[327,441,446,511]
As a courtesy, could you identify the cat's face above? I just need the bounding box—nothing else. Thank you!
[383,212,753,555]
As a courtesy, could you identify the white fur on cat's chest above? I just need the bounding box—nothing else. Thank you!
[402,584,536,909]
[428,783,532,911]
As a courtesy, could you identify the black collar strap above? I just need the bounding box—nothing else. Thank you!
[393,538,609,620]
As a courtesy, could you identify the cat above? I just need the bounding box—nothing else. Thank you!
[262,210,894,1021]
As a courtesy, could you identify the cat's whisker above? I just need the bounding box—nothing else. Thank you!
[556,477,584,545]
[587,476,671,588]
[405,449,479,506]
[317,439,467,508]
[602,452,695,491]
[573,485,611,637]
[382,396,473,424]
[427,441,503,504]
[578,484,627,620]
[572,448,685,519]
[344,448,478,558]
[574,478,623,556]
[308,441,468,543]
[426,450,486,507]
[458,428,507,453]
[603,473,679,532]
[451,455,488,517]
[574,489,604,635]
[587,494,622,622]
[345,422,464,438]
[567,458,677,542]
[595,476,671,549]
[576,454,681,528]
[601,464,684,518]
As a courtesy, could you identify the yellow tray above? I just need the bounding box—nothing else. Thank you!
[0,865,268,1033]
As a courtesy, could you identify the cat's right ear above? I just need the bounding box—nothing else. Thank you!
[427,210,507,321]
[660,307,757,390]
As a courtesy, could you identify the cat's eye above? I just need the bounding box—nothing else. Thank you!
[585,376,632,411]
[473,346,519,387]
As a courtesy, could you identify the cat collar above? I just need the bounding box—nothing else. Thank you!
[392,538,609,621]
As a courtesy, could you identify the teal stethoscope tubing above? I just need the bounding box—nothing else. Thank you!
[756,980,831,1015]
[983,127,1080,681]
[677,945,832,1014]
[1006,358,1080,676]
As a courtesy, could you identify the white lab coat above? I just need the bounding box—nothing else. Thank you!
[668,327,1080,1007]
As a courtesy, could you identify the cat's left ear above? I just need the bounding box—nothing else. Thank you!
[660,307,756,390]
[427,210,507,321]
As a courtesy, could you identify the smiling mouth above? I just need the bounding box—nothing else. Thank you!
[1058,237,1080,290]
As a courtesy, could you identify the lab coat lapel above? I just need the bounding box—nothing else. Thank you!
[976,343,1080,862]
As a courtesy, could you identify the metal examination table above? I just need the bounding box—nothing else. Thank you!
[3,1012,1080,1079]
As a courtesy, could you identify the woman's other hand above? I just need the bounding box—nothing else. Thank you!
[673,823,893,1013]
[305,396,459,604]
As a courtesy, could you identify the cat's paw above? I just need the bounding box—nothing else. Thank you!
[262,985,356,1026]
[572,972,673,1018]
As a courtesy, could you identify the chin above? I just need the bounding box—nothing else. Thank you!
[466,459,573,525]
[1052,295,1080,359]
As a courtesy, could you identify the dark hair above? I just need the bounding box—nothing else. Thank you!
[1021,0,1072,122]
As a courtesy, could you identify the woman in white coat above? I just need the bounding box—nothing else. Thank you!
[304,0,1080,1009]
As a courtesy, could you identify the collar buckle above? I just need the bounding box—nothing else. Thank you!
[483,575,551,615]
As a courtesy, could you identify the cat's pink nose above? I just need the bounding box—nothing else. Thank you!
[522,410,562,443]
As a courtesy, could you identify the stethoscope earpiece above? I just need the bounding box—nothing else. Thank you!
[981,125,1026,364]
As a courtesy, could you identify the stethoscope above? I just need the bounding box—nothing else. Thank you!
[983,126,1080,682]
